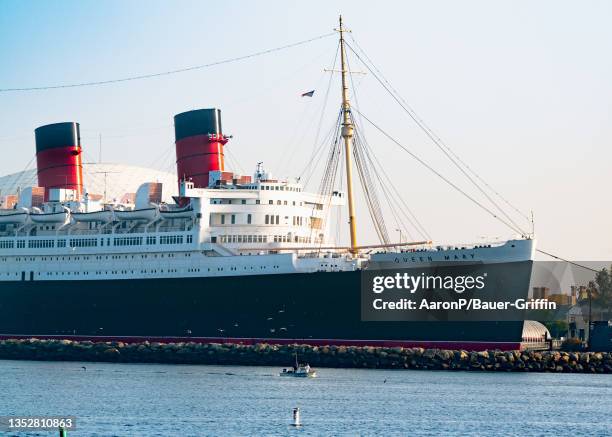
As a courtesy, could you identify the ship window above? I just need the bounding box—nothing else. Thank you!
[269,200,273,205]
[256,200,260,205]
[275,186,279,190]
[241,200,246,204]
[247,214,252,224]
[265,215,269,225]
[221,215,225,225]
[231,215,236,224]
[159,235,184,245]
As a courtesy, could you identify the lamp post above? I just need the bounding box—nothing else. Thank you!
[587,282,593,350]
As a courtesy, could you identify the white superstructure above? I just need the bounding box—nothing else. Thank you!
[0,162,535,284]
[0,167,368,282]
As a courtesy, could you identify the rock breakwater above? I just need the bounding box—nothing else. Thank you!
[0,339,610,373]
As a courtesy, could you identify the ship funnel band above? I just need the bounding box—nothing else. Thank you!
[174,108,223,141]
[37,160,83,175]
[35,122,81,153]
[34,122,84,201]
[174,108,227,189]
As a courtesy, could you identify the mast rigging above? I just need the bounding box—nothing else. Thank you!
[337,15,359,254]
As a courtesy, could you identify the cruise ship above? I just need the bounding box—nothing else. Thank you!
[0,18,535,350]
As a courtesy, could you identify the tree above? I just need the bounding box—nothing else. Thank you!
[594,265,612,318]
[545,320,568,338]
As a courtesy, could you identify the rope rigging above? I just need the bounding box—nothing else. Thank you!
[351,120,390,245]
[311,110,343,247]
[353,107,528,236]
[1,156,37,204]
[341,32,589,265]
[345,37,531,235]
[307,27,432,249]
[298,42,341,186]
[354,125,431,242]
[274,42,341,176]
[0,33,335,92]
[343,52,390,246]
[345,53,431,243]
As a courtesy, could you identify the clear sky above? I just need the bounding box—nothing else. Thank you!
[0,0,610,259]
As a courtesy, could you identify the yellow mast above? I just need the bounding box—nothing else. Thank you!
[337,15,358,254]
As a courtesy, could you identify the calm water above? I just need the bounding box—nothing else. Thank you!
[0,360,610,436]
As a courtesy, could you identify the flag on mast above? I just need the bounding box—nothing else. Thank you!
[301,90,315,97]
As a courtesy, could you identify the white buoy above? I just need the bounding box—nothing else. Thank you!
[292,407,301,427]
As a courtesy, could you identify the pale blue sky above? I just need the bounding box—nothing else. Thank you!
[0,0,610,259]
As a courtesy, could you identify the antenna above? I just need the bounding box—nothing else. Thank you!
[92,170,120,204]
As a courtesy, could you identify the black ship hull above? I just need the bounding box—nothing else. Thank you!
[0,261,532,351]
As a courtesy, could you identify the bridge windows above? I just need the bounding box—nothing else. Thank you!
[113,237,142,247]
[218,234,268,244]
[159,235,184,245]
[70,238,98,248]
[265,214,280,224]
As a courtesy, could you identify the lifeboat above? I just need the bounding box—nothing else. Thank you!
[160,205,194,220]
[114,207,158,221]
[72,210,114,222]
[29,210,69,224]
[0,209,29,225]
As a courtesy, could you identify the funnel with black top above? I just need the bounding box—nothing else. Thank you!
[35,122,84,201]
[174,108,228,188]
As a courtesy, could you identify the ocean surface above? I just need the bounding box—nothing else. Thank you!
[0,360,610,436]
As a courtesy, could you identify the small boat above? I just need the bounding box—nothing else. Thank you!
[72,209,114,222]
[114,207,157,221]
[279,364,317,378]
[0,209,28,225]
[29,210,69,224]
[160,205,194,220]
[279,353,317,378]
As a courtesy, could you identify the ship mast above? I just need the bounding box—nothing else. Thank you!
[337,15,358,254]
